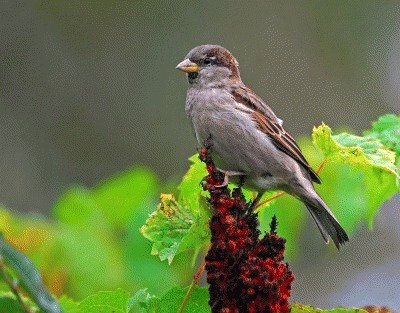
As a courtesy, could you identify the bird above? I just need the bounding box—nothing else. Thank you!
[176,44,349,249]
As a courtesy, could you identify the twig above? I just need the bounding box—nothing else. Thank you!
[255,159,327,210]
[255,191,286,210]
[315,159,327,174]
[177,259,206,313]
[0,255,34,313]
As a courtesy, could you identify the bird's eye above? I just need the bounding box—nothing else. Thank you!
[203,58,212,65]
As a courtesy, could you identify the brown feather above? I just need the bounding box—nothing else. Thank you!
[231,86,321,184]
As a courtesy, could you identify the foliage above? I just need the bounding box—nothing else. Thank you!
[366,114,400,157]
[291,304,369,313]
[312,123,398,175]
[0,114,398,312]
[140,194,210,264]
[312,117,399,229]
[0,166,191,305]
[0,289,378,313]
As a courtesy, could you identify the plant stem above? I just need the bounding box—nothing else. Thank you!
[0,255,34,313]
[316,159,327,174]
[255,159,327,210]
[177,259,206,313]
[255,191,285,210]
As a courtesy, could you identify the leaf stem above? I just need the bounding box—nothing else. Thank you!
[177,259,206,313]
[255,159,327,210]
[255,191,285,210]
[316,159,327,174]
[0,255,34,313]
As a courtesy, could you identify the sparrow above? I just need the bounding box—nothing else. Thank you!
[176,45,349,249]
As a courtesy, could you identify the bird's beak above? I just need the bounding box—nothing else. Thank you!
[176,59,199,73]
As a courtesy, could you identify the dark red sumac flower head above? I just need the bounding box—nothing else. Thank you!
[199,146,294,313]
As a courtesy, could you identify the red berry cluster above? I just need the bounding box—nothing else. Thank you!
[199,146,294,313]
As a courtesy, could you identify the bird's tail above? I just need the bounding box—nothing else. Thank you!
[302,195,349,249]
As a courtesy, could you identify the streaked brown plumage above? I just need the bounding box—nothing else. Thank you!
[231,86,321,184]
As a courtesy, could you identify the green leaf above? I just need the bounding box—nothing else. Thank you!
[0,291,38,313]
[157,286,210,313]
[123,200,184,296]
[291,304,368,313]
[127,289,160,313]
[52,185,99,226]
[52,167,158,230]
[312,123,399,228]
[316,163,368,232]
[312,123,398,177]
[0,296,25,313]
[53,225,124,297]
[363,167,398,228]
[59,295,79,313]
[140,194,210,264]
[367,114,400,157]
[0,235,62,313]
[92,167,158,227]
[177,196,210,252]
[177,155,207,212]
[77,289,130,313]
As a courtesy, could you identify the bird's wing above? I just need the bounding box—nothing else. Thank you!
[231,85,321,184]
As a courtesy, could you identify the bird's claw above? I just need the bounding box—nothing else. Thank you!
[214,169,245,188]
[214,175,229,188]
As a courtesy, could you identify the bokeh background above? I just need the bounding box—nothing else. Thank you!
[1,0,400,309]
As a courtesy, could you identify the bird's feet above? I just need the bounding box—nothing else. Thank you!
[214,169,245,188]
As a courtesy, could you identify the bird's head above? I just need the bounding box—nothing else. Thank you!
[176,45,241,87]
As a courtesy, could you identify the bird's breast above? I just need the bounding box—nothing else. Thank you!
[185,87,284,174]
[186,88,253,142]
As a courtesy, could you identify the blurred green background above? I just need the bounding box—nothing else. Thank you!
[1,0,399,310]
